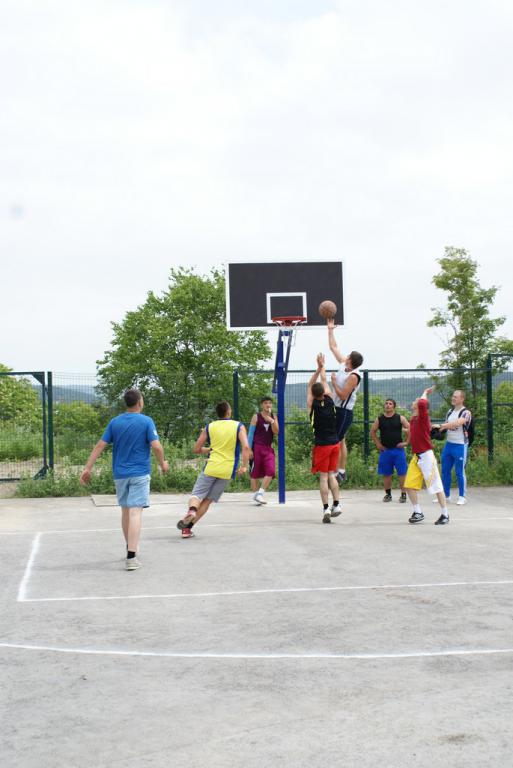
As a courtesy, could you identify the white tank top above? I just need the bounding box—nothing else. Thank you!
[446,408,470,445]
[333,368,361,410]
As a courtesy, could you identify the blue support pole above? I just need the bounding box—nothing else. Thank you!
[276,330,286,504]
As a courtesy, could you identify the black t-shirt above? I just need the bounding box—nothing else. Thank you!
[310,395,339,446]
[378,413,403,449]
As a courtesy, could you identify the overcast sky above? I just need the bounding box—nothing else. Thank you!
[1,0,512,375]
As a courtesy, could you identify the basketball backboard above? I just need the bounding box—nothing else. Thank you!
[225,260,344,330]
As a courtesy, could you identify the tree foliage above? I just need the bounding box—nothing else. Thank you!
[428,247,513,399]
[0,364,42,429]
[96,268,272,439]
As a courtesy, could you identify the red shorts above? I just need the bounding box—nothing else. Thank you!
[311,443,340,474]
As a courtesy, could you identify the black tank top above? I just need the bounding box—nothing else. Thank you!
[378,413,403,449]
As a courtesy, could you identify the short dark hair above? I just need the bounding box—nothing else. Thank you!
[216,401,231,418]
[124,388,142,407]
[260,396,273,404]
[311,383,325,398]
[385,398,397,408]
[348,351,363,369]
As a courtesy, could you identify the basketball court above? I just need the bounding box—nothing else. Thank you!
[2,488,513,767]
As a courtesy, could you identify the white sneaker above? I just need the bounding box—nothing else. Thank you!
[125,557,142,571]
[456,496,466,505]
[255,491,267,505]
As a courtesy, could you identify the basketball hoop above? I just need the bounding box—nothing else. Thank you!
[271,316,307,328]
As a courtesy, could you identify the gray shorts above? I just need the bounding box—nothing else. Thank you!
[191,470,229,503]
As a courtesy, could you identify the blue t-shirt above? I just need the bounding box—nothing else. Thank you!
[101,413,159,479]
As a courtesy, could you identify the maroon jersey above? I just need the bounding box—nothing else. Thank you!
[253,412,274,447]
[409,398,433,454]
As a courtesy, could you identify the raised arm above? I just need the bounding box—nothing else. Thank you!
[327,318,346,365]
[306,355,323,408]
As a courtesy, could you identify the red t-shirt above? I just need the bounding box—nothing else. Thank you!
[409,398,433,454]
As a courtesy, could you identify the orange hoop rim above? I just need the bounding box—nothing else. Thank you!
[271,315,307,327]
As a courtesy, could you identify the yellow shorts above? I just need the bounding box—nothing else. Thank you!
[404,451,443,494]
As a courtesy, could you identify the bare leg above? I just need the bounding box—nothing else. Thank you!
[327,472,339,503]
[436,490,447,508]
[383,475,392,493]
[406,488,418,506]
[121,507,129,544]
[261,476,273,491]
[338,439,347,471]
[319,473,329,505]
[194,498,212,523]
[398,475,406,491]
[126,507,143,552]
[250,478,259,492]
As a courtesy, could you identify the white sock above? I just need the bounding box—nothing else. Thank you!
[413,504,421,514]
[441,507,448,517]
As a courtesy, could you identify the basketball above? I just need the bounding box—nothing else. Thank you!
[318,300,337,319]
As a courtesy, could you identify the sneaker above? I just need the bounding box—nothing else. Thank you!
[181,528,195,538]
[330,503,342,517]
[125,557,142,570]
[399,492,407,503]
[383,492,392,502]
[322,510,332,524]
[336,470,347,484]
[456,496,466,506]
[254,490,267,505]
[408,511,425,524]
[177,510,197,530]
[434,514,450,525]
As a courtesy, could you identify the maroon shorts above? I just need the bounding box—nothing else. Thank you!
[251,444,276,479]
[311,443,340,474]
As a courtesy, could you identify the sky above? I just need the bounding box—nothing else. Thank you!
[1,0,512,375]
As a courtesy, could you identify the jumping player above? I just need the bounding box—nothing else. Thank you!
[80,388,169,570]
[177,401,250,538]
[370,399,410,502]
[404,386,449,525]
[327,318,363,484]
[307,353,342,524]
[248,396,278,505]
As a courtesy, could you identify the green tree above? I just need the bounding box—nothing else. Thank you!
[53,401,106,436]
[428,247,513,400]
[97,268,272,439]
[0,364,42,429]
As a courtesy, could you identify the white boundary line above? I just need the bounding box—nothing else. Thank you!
[19,578,513,604]
[1,641,513,660]
[17,533,41,602]
[2,517,513,537]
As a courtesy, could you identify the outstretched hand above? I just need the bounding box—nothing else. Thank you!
[425,386,435,395]
[316,352,325,369]
[327,318,337,330]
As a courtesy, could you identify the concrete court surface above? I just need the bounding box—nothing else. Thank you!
[1,487,513,768]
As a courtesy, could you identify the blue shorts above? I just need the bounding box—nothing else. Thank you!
[114,474,151,508]
[335,407,354,440]
[377,447,407,476]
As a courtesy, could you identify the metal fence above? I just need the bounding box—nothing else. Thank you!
[0,360,511,481]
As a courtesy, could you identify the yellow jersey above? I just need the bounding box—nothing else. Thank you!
[204,419,242,480]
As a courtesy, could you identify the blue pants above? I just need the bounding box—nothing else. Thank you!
[441,442,467,498]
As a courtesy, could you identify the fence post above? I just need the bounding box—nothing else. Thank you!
[47,371,54,471]
[363,369,370,460]
[486,354,494,464]
[232,370,239,420]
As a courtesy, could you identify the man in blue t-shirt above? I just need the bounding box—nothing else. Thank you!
[80,388,169,570]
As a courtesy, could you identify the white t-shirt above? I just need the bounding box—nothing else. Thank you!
[333,368,361,410]
[446,407,471,445]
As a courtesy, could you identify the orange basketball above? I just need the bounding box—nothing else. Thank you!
[319,300,337,319]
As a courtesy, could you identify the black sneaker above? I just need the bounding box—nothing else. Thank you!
[322,511,332,524]
[408,511,425,524]
[330,504,342,518]
[399,492,407,503]
[383,492,392,502]
[434,514,450,525]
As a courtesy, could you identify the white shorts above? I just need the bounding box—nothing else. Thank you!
[405,450,443,494]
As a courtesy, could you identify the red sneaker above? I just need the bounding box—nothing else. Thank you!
[181,528,195,538]
[177,510,197,530]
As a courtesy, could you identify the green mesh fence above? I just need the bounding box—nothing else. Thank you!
[0,371,48,481]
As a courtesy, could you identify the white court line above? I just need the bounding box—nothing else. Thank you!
[1,641,513,660]
[17,533,41,602]
[19,578,513,603]
[2,517,513,537]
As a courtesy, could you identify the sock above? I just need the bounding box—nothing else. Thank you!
[127,550,136,559]
[332,500,339,507]
[385,489,391,495]
[323,503,329,510]
[413,504,421,514]
[339,469,346,476]
[441,507,448,517]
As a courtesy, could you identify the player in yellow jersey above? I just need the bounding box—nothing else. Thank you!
[176,401,250,538]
